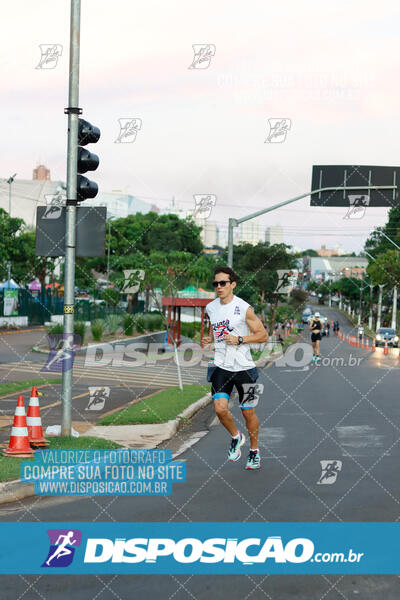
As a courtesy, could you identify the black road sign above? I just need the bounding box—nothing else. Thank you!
[311,165,398,207]
[35,206,106,257]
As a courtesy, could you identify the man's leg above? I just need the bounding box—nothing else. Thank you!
[241,408,259,450]
[211,368,245,461]
[213,396,238,436]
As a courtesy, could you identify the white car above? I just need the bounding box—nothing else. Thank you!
[307,314,328,325]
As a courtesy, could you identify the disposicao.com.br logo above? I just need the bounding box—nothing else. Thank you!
[82,536,363,566]
[42,529,82,567]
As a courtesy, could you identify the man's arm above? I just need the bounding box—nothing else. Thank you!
[225,307,268,345]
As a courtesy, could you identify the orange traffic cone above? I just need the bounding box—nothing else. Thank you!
[372,338,376,352]
[27,386,48,448]
[361,336,364,349]
[365,337,369,349]
[384,339,389,355]
[4,396,34,457]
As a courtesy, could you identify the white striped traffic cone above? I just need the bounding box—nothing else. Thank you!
[4,396,34,457]
[27,386,48,448]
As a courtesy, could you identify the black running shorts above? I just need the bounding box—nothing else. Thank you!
[209,366,259,409]
[311,332,321,342]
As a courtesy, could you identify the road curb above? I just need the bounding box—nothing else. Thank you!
[0,480,34,505]
[0,393,212,506]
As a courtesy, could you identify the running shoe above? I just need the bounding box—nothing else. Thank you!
[228,431,246,461]
[246,450,261,470]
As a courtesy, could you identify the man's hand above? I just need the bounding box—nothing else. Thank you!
[225,334,239,345]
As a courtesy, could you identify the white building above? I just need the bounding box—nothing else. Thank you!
[193,217,217,247]
[238,220,264,245]
[85,191,156,219]
[265,225,283,245]
[0,176,64,228]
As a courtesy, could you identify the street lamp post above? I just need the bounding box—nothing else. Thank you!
[392,285,397,330]
[6,173,17,217]
[368,284,374,330]
[376,284,385,331]
[106,216,115,283]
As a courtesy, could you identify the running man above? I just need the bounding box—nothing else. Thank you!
[203,266,268,470]
[309,312,323,362]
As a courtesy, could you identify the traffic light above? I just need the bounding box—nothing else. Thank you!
[77,118,100,201]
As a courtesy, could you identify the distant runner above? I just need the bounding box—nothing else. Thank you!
[310,312,323,362]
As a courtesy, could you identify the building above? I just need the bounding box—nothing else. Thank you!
[303,256,368,282]
[0,166,64,228]
[159,197,191,220]
[193,217,217,247]
[33,164,50,181]
[265,225,283,245]
[317,244,346,257]
[238,220,264,245]
[85,191,157,219]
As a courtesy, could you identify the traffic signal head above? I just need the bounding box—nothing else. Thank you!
[78,119,100,145]
[77,118,100,201]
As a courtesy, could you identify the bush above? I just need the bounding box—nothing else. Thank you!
[102,288,120,307]
[47,322,63,335]
[91,319,106,342]
[180,322,201,339]
[144,313,164,332]
[152,313,164,330]
[122,313,135,336]
[74,321,86,345]
[106,314,120,335]
[135,314,146,333]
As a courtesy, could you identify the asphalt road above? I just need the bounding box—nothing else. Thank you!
[2,309,400,598]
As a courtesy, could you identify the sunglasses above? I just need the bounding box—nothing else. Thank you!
[213,280,231,288]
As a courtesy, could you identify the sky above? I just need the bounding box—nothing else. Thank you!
[1,0,400,252]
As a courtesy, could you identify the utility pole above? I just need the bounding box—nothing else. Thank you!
[368,284,374,330]
[106,219,111,282]
[392,285,397,330]
[6,174,17,217]
[376,284,385,331]
[61,0,81,436]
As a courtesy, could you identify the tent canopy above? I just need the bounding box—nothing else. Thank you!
[0,279,20,290]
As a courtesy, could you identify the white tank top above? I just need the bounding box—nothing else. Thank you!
[205,295,255,372]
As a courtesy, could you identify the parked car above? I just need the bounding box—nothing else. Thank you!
[375,328,399,347]
[302,308,313,323]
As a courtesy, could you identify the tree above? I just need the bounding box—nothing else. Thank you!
[302,249,319,257]
[367,250,400,289]
[289,287,308,309]
[0,210,54,286]
[306,281,319,292]
[223,242,298,331]
[365,206,400,257]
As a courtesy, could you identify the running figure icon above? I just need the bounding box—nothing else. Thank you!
[45,531,77,566]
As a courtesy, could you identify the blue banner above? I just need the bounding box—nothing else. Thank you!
[20,449,185,496]
[0,522,399,574]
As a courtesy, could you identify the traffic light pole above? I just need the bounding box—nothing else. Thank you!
[227,185,397,268]
[61,0,81,436]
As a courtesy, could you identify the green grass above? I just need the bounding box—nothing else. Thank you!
[0,436,122,483]
[99,385,208,426]
[0,379,62,397]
